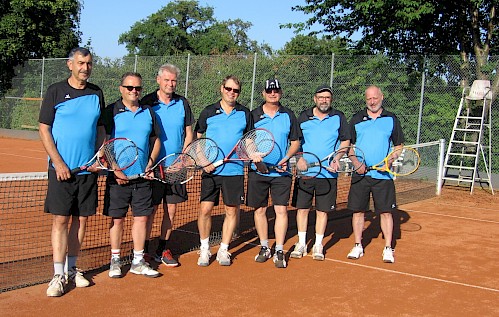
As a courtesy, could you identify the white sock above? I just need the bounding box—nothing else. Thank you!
[132,249,144,265]
[111,249,120,260]
[200,238,210,250]
[260,240,269,248]
[54,262,65,276]
[220,243,229,251]
[315,234,324,246]
[298,231,307,245]
[275,244,283,252]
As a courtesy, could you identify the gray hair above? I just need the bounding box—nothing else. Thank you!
[68,47,91,60]
[158,63,181,77]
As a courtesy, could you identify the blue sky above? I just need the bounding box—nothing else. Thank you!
[79,0,319,58]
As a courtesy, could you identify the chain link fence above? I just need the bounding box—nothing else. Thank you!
[1,54,497,171]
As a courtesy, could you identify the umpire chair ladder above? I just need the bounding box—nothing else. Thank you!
[442,80,494,194]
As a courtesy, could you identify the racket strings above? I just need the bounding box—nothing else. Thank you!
[184,139,219,167]
[330,147,365,173]
[236,130,274,160]
[290,153,321,178]
[157,153,195,184]
[389,149,419,175]
[99,141,137,171]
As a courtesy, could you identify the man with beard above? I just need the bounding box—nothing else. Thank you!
[289,85,350,261]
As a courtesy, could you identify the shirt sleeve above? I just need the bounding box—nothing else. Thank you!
[194,108,208,135]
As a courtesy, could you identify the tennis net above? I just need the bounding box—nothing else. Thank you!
[0,140,443,292]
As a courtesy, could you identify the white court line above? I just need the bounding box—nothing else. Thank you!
[326,258,499,293]
[402,208,499,224]
[0,152,46,160]
[179,235,499,294]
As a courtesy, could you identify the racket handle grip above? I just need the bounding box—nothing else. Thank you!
[70,167,85,175]
[212,160,223,168]
[127,174,140,180]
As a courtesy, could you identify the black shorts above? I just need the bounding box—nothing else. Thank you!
[103,177,154,218]
[291,177,337,212]
[44,169,98,217]
[151,181,188,205]
[199,173,244,206]
[347,175,396,213]
[246,171,292,208]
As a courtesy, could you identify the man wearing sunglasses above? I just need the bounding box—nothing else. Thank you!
[102,72,162,279]
[194,75,253,267]
[141,64,195,268]
[247,78,301,268]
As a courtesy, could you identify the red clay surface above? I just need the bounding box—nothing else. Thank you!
[0,136,47,172]
[1,138,499,316]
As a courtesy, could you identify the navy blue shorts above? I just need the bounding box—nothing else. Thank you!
[347,175,396,213]
[151,181,188,205]
[292,177,337,212]
[246,171,292,208]
[44,169,98,217]
[104,176,154,218]
[199,173,244,206]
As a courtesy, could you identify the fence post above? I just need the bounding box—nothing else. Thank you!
[250,53,258,111]
[134,55,138,72]
[330,53,335,87]
[416,57,426,144]
[40,57,45,108]
[185,53,191,98]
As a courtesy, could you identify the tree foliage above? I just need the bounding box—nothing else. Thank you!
[118,0,271,56]
[288,1,496,56]
[279,34,353,55]
[286,0,498,89]
[0,0,81,95]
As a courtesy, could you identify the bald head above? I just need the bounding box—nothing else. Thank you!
[365,85,384,115]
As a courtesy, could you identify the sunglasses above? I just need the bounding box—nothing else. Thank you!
[265,88,281,94]
[223,86,241,94]
[122,85,143,92]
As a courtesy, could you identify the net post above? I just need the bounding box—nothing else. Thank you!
[436,138,446,195]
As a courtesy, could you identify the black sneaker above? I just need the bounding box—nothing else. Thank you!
[254,246,272,263]
[273,250,287,268]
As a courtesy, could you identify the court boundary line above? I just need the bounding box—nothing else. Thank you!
[328,258,499,293]
[0,152,46,160]
[180,239,499,294]
[403,208,499,224]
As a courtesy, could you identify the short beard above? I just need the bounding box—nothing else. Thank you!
[317,104,330,113]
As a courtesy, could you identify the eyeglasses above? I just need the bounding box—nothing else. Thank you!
[223,86,241,94]
[122,85,143,92]
[265,88,281,94]
[316,96,332,100]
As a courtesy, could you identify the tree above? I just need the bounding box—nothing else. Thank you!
[0,0,81,95]
[286,1,498,90]
[279,35,352,55]
[118,0,271,56]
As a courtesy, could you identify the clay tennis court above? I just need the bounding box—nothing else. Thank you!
[1,136,498,316]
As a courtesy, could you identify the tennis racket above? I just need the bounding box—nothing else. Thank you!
[268,152,322,179]
[368,146,420,176]
[70,137,138,174]
[183,137,220,168]
[127,152,196,184]
[326,146,366,173]
[212,128,275,168]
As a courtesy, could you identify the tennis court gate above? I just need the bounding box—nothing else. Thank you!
[442,80,495,194]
